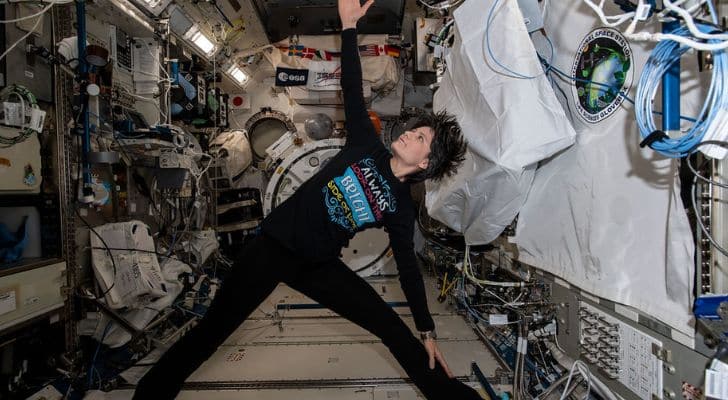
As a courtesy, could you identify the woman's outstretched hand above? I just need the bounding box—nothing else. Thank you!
[424,338,454,378]
[338,0,375,30]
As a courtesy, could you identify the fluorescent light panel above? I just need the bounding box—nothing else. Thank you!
[111,0,153,31]
[227,65,249,84]
[133,0,173,17]
[184,26,215,55]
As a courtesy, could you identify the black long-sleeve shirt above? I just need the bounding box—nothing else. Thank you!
[261,28,435,332]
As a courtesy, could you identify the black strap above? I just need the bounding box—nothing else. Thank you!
[640,130,669,148]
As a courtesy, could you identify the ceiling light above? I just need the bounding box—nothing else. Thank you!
[110,0,153,31]
[132,0,173,17]
[184,26,215,56]
[227,65,249,85]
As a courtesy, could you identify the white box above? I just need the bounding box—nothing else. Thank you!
[0,261,65,331]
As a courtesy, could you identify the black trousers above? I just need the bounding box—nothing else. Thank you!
[133,234,483,399]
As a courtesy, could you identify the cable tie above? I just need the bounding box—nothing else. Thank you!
[639,130,669,148]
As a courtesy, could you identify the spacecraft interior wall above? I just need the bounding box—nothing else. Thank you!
[271,34,399,92]
[513,1,697,335]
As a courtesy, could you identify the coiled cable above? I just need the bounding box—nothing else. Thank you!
[635,24,728,158]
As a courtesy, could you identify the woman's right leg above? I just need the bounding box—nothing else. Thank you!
[286,259,484,400]
[133,235,291,400]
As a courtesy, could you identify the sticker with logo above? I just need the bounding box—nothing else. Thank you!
[23,164,36,186]
[571,28,633,124]
[307,61,342,91]
[275,67,308,86]
[322,158,397,233]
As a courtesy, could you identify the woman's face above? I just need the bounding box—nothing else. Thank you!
[391,126,434,171]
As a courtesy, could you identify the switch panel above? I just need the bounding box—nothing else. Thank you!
[579,302,664,400]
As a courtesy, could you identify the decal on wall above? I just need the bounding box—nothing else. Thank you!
[307,61,342,91]
[275,67,309,86]
[571,28,633,124]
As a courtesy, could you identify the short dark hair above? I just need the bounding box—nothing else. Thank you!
[406,110,466,183]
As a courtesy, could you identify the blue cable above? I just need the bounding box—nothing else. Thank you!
[485,0,554,79]
[94,368,103,389]
[635,23,727,158]
[541,34,556,75]
[707,0,719,25]
[167,232,177,257]
[88,322,112,389]
[454,279,554,389]
[484,7,710,154]
[542,57,699,123]
[455,279,488,324]
[546,62,635,103]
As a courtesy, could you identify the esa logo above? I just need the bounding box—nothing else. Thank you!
[278,72,305,82]
[275,67,308,86]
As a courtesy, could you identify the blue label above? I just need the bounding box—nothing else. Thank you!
[334,167,375,227]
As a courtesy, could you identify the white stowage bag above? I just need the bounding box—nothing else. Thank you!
[271,34,400,92]
[426,151,536,245]
[513,1,696,335]
[428,0,576,244]
[209,130,253,180]
[80,258,192,348]
[90,221,166,309]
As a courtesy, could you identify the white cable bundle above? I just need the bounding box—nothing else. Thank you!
[582,0,728,51]
[634,23,728,158]
[0,0,75,62]
[0,85,42,148]
[581,0,636,27]
[543,341,620,400]
[462,244,525,288]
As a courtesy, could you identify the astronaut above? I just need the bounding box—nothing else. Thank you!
[133,0,481,398]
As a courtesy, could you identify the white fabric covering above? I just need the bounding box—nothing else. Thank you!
[271,35,399,92]
[428,0,576,244]
[80,258,192,348]
[514,1,697,334]
[426,151,536,245]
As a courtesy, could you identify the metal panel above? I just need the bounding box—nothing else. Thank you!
[107,276,498,399]
[249,0,405,42]
[189,340,498,382]
[51,1,79,356]
[189,276,500,386]
[86,388,376,400]
[180,389,377,400]
[226,315,480,346]
[579,302,663,400]
[0,128,42,193]
[551,279,709,400]
[0,261,65,331]
[414,18,442,73]
[5,4,54,102]
[248,278,459,320]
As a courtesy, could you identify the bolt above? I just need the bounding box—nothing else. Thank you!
[663,364,676,374]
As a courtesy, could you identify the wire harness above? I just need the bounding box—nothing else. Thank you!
[635,24,728,158]
[0,84,41,148]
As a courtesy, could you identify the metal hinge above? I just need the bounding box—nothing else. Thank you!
[651,343,673,363]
